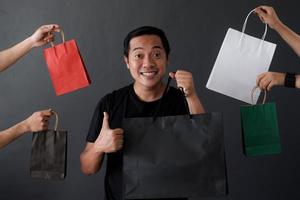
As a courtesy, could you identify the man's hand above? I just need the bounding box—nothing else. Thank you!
[169,70,197,98]
[94,112,124,153]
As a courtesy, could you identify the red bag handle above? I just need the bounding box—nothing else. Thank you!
[49,30,65,47]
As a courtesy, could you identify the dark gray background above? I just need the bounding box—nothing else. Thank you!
[1,0,300,199]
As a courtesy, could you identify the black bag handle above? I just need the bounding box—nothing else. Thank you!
[46,110,60,131]
[153,74,191,121]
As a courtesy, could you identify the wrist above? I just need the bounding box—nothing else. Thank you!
[26,35,37,49]
[18,120,30,133]
[185,92,199,101]
[278,73,286,86]
[296,75,300,88]
[273,20,286,33]
[284,72,296,88]
[92,141,106,154]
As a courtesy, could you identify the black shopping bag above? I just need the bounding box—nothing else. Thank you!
[122,77,227,198]
[30,111,67,180]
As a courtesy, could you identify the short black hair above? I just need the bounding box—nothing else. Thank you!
[123,26,170,58]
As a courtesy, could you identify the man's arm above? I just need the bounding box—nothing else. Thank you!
[0,110,52,149]
[0,24,60,72]
[255,6,300,57]
[80,112,124,175]
[80,142,105,175]
[169,71,205,114]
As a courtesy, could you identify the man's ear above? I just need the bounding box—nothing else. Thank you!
[124,56,129,69]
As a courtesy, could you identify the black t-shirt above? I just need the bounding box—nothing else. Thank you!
[87,83,188,200]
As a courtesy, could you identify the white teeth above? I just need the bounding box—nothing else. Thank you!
[140,71,157,76]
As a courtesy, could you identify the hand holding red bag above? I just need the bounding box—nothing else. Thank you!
[43,30,90,96]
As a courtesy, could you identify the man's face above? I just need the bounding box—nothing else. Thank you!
[124,34,168,90]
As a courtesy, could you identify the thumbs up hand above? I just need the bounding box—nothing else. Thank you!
[94,112,124,153]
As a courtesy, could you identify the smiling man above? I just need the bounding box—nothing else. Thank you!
[80,26,205,200]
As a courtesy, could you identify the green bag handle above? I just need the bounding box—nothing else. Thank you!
[251,86,266,105]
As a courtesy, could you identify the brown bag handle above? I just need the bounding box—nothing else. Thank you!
[50,110,59,131]
[251,86,266,105]
[49,30,65,47]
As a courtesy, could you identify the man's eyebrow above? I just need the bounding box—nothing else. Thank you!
[132,45,163,52]
[132,47,143,52]
[153,45,163,50]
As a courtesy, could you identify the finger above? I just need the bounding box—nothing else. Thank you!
[177,85,184,92]
[42,123,48,130]
[40,110,53,117]
[42,116,50,122]
[255,8,267,20]
[262,79,271,90]
[116,144,123,151]
[259,5,272,12]
[102,112,110,129]
[169,71,176,79]
[43,34,54,41]
[267,82,274,91]
[174,70,185,78]
[51,24,61,32]
[115,138,124,146]
[41,24,60,32]
[114,128,124,134]
[175,71,192,82]
[256,73,266,86]
[114,134,124,141]
[258,78,266,89]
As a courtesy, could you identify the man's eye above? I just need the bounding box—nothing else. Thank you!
[153,52,161,58]
[134,54,143,59]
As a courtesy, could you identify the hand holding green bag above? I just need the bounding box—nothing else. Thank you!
[240,87,281,156]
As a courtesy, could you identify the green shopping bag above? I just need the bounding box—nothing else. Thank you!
[240,87,281,156]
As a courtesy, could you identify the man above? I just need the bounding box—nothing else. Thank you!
[80,26,205,200]
[0,24,60,149]
[255,6,300,90]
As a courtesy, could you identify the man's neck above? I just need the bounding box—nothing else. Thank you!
[133,82,166,102]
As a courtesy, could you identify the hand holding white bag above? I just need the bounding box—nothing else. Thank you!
[206,9,276,104]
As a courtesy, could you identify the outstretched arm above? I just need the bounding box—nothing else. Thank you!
[0,109,52,149]
[0,24,60,72]
[255,6,300,57]
[256,71,300,91]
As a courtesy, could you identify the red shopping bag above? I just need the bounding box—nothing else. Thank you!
[43,30,90,96]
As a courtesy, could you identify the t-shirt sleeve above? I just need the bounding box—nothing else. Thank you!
[86,96,109,142]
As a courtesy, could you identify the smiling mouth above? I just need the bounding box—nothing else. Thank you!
[140,71,158,76]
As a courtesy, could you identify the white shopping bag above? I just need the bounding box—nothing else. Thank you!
[206,9,276,104]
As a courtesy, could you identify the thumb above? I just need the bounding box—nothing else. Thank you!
[169,71,176,79]
[102,112,110,130]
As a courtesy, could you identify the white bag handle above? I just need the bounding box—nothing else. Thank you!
[251,86,266,105]
[239,9,268,46]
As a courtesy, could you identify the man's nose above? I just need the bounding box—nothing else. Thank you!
[142,55,155,68]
